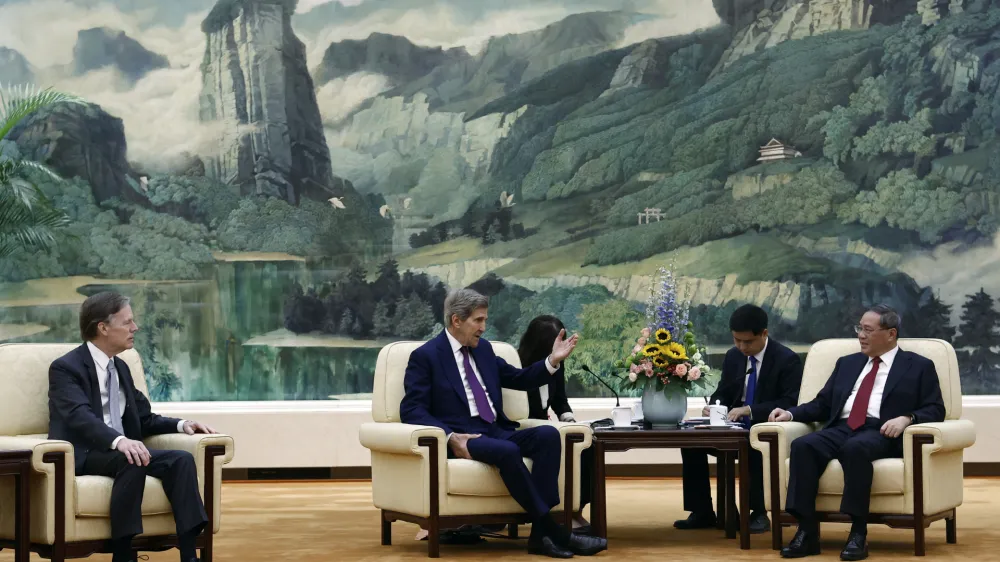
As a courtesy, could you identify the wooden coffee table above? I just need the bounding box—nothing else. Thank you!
[590,425,752,549]
[0,449,32,562]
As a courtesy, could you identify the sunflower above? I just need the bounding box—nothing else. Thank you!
[654,328,671,344]
[643,343,662,356]
[663,342,688,360]
[652,355,669,368]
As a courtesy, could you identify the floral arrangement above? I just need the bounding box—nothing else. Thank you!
[614,266,716,395]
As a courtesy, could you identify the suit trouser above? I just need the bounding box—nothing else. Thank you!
[680,447,765,514]
[82,449,209,540]
[463,420,562,520]
[785,418,903,521]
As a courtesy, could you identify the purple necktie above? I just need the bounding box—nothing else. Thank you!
[461,347,495,423]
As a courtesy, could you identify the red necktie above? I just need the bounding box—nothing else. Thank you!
[847,356,881,430]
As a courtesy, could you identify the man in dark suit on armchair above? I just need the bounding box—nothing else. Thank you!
[48,292,218,562]
[400,288,607,558]
[769,304,945,560]
[675,304,803,534]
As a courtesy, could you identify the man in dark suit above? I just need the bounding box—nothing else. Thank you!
[400,288,607,558]
[675,304,803,534]
[48,292,218,562]
[769,304,945,560]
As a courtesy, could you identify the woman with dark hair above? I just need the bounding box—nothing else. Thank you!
[518,314,593,534]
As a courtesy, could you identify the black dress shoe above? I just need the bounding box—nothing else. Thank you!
[749,512,771,534]
[840,532,868,561]
[528,536,574,558]
[564,533,607,556]
[674,511,717,530]
[781,529,820,558]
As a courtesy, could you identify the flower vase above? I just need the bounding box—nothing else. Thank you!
[641,380,688,428]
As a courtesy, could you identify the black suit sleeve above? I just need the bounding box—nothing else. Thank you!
[547,365,573,418]
[49,360,120,450]
[911,359,946,425]
[709,350,742,407]
[749,351,803,421]
[788,357,842,423]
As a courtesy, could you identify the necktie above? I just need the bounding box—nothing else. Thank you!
[743,355,758,427]
[847,356,881,430]
[107,361,125,435]
[461,347,495,424]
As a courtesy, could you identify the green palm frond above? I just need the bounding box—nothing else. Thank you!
[0,84,83,142]
[0,194,70,257]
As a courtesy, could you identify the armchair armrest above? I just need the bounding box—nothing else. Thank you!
[143,433,235,463]
[750,422,814,513]
[0,436,74,476]
[517,418,594,447]
[903,420,976,516]
[904,420,976,454]
[0,436,75,544]
[359,422,447,455]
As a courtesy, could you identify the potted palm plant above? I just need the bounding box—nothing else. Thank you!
[0,84,82,257]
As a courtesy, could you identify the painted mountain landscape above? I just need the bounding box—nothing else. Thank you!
[4,0,1000,400]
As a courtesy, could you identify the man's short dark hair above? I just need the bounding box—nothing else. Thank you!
[729,304,768,335]
[79,292,131,341]
[868,303,901,337]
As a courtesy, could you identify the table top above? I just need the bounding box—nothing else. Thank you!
[591,422,749,445]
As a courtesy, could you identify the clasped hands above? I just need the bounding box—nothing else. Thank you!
[767,408,913,438]
[115,420,218,466]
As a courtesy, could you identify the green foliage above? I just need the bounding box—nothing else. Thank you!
[569,299,646,397]
[821,75,891,164]
[851,108,935,161]
[131,287,183,401]
[954,288,1000,393]
[510,285,616,343]
[838,170,966,243]
[588,161,857,265]
[143,175,240,227]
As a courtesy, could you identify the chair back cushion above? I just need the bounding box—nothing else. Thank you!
[0,343,149,436]
[372,339,529,423]
[798,338,961,419]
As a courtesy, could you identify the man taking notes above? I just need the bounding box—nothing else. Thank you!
[675,304,802,534]
[769,304,945,560]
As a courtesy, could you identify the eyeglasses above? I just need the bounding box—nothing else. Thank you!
[853,325,889,335]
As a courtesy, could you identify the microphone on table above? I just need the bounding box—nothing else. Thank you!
[580,364,621,407]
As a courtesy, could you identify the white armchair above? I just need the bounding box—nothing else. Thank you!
[359,341,593,558]
[0,343,234,562]
[750,338,975,555]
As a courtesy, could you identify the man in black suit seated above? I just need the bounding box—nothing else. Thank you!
[675,304,803,534]
[48,292,219,562]
[769,304,945,560]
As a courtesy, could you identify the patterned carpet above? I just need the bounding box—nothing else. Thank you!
[3,478,996,561]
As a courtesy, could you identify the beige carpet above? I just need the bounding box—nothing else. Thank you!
[2,478,996,561]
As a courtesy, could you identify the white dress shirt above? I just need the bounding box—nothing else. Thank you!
[841,345,899,420]
[740,337,768,403]
[88,342,186,449]
[445,330,557,422]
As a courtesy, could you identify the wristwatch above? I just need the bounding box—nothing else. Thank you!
[909,414,916,424]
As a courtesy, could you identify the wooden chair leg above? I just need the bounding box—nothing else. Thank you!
[381,511,391,546]
[508,523,519,539]
[946,512,957,544]
[914,516,926,556]
[428,523,440,558]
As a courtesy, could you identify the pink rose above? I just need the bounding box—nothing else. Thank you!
[632,344,642,354]
[630,363,641,374]
[641,327,651,338]
[637,337,647,347]
[628,372,638,382]
[642,360,654,376]
[674,363,688,377]
[689,366,701,380]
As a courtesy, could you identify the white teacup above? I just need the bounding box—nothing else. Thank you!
[709,404,729,426]
[611,406,633,427]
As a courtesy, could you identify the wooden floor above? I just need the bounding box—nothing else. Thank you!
[2,478,998,561]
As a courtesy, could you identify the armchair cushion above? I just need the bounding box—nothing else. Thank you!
[448,458,535,496]
[76,476,172,517]
[799,458,905,496]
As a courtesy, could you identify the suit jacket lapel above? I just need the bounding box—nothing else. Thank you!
[756,342,780,394]
[834,354,869,415]
[79,346,103,416]
[881,350,911,402]
[435,332,471,407]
